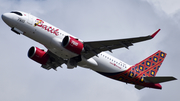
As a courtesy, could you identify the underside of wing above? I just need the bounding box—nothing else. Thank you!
[41,51,66,70]
[82,29,160,59]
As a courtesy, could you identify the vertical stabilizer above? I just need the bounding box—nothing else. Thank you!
[131,50,166,78]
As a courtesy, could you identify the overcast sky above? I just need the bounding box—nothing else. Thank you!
[0,0,179,101]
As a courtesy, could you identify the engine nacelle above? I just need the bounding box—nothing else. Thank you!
[28,46,49,65]
[62,36,84,55]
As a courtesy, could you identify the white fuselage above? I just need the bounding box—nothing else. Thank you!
[2,11,131,73]
[3,11,176,90]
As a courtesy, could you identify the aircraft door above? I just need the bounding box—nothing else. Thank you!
[27,14,34,25]
[25,13,36,35]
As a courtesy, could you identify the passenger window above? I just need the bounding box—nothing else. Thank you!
[11,11,23,16]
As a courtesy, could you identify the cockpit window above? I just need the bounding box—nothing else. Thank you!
[11,11,23,16]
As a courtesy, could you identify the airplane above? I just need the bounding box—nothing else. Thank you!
[2,11,177,90]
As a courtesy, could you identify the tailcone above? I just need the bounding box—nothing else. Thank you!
[148,83,162,89]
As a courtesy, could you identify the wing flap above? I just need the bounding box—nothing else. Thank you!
[41,51,66,71]
[144,76,177,84]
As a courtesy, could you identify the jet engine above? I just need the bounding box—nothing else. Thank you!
[28,46,49,65]
[62,36,84,55]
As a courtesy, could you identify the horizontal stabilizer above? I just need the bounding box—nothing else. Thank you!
[135,85,145,90]
[144,76,177,84]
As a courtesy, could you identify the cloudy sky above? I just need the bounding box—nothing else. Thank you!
[0,0,179,101]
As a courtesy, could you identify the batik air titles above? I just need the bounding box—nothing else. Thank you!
[1,11,177,90]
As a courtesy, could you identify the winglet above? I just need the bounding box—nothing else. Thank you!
[151,29,161,38]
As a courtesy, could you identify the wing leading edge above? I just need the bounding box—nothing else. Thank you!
[82,29,161,59]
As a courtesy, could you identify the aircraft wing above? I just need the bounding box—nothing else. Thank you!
[41,50,66,70]
[82,29,160,59]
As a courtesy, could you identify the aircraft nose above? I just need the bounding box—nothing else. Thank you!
[2,13,15,27]
[2,13,10,22]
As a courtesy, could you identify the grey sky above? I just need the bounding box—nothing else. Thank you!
[0,0,179,101]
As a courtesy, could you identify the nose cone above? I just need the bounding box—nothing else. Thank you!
[2,13,15,27]
[2,13,11,23]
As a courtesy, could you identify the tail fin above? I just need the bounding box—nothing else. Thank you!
[132,50,177,90]
[132,50,166,77]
